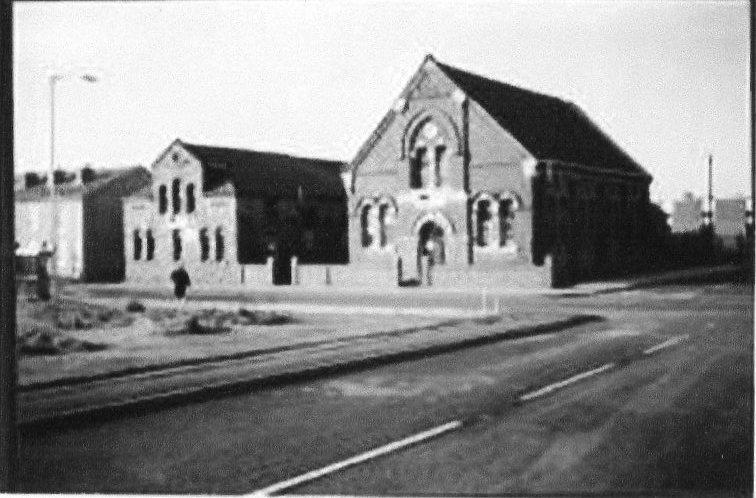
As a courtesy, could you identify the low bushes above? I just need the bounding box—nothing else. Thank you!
[126,300,146,313]
[162,308,294,335]
[236,308,293,326]
[19,324,107,356]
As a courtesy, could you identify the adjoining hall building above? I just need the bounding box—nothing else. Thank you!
[347,55,654,288]
[124,139,347,286]
[15,166,151,281]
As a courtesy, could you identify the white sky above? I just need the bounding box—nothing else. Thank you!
[13,0,751,204]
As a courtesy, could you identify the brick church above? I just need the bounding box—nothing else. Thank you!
[123,56,658,289]
[124,139,347,286]
[347,55,655,288]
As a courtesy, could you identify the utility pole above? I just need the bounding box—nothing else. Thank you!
[750,4,755,252]
[707,153,714,227]
[0,0,18,490]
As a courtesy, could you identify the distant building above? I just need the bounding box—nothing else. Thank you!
[714,197,749,249]
[15,166,151,281]
[123,139,347,286]
[670,192,704,233]
[344,54,655,288]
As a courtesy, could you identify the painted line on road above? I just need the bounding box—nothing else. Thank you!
[643,334,689,355]
[519,363,616,402]
[249,420,463,496]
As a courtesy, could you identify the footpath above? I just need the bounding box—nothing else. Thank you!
[81,264,744,304]
[19,311,600,429]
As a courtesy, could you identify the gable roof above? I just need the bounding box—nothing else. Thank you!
[351,54,650,180]
[434,59,649,178]
[15,166,149,202]
[180,141,346,199]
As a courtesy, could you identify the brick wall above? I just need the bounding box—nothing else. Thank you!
[347,60,544,288]
[125,142,240,285]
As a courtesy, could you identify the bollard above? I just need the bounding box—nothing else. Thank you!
[265,256,274,285]
[290,255,299,285]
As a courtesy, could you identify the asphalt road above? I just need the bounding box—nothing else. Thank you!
[18,282,753,495]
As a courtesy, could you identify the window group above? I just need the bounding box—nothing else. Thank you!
[158,179,196,215]
[359,198,397,248]
[132,226,225,262]
[472,193,519,249]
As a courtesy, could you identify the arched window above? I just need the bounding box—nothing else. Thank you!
[434,145,446,187]
[186,183,196,213]
[378,204,389,247]
[146,229,155,261]
[475,200,493,247]
[158,185,168,214]
[360,204,373,247]
[199,228,210,261]
[499,198,515,247]
[408,120,447,189]
[133,229,142,260]
[172,229,182,261]
[410,148,427,189]
[215,227,224,261]
[172,178,181,214]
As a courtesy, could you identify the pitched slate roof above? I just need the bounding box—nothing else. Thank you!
[434,59,649,178]
[15,166,148,202]
[181,142,346,199]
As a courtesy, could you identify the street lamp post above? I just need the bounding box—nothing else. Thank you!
[47,71,99,292]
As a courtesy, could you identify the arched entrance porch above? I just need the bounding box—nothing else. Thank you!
[417,221,445,286]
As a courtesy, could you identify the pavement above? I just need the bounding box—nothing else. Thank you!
[80,264,745,304]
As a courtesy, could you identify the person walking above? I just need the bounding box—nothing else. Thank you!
[169,264,191,307]
[35,241,54,301]
[424,239,436,287]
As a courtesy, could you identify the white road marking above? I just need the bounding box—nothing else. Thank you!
[643,334,689,355]
[519,363,616,402]
[249,420,463,496]
[250,334,691,495]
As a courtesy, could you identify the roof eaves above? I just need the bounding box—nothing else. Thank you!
[566,103,652,179]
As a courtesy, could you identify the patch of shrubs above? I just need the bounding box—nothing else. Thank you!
[236,308,293,325]
[163,308,294,335]
[165,314,230,336]
[56,310,95,330]
[126,300,146,313]
[185,315,230,335]
[19,324,107,356]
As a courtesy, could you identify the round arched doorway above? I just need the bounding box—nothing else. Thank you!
[417,221,445,285]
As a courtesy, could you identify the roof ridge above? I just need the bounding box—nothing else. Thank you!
[434,59,567,105]
[182,141,344,165]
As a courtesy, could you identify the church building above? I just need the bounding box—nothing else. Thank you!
[347,55,654,288]
[124,139,347,286]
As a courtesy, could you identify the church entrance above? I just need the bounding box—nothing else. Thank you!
[417,221,445,286]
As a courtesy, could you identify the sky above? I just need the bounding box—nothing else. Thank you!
[12,0,751,205]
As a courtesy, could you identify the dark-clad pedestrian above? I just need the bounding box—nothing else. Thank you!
[170,264,191,306]
[36,241,54,301]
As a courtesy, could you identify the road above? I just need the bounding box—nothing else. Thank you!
[18,282,753,495]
